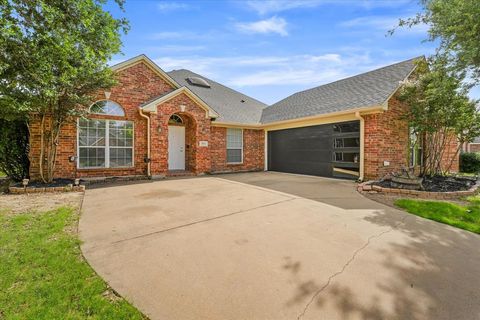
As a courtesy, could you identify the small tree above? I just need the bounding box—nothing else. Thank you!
[392,0,480,83]
[398,58,480,176]
[0,0,128,182]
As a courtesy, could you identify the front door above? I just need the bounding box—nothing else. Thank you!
[168,126,185,170]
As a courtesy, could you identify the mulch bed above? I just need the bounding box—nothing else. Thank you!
[12,178,75,188]
[375,175,476,192]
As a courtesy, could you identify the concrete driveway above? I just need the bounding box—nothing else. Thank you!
[80,172,480,320]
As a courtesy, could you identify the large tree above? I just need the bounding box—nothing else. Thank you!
[394,0,480,83]
[0,0,128,182]
[398,59,480,176]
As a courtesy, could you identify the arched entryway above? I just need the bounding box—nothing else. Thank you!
[167,113,197,172]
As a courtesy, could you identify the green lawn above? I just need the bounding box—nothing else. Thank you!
[395,196,480,234]
[0,207,145,319]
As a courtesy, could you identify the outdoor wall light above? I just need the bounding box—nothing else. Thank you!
[69,156,76,162]
[158,126,162,133]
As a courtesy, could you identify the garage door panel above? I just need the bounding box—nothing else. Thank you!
[268,121,360,179]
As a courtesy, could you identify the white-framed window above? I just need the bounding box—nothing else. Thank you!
[409,127,423,167]
[90,100,125,116]
[78,118,134,169]
[226,128,243,163]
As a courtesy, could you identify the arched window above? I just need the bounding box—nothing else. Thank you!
[78,100,132,169]
[168,114,184,125]
[90,100,125,116]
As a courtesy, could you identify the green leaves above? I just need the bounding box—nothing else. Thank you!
[394,0,480,83]
[0,0,128,119]
[398,58,480,175]
[0,0,128,182]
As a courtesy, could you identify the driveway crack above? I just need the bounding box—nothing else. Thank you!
[111,197,296,245]
[296,213,410,320]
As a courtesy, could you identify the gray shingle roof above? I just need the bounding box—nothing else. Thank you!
[167,69,267,124]
[260,57,421,123]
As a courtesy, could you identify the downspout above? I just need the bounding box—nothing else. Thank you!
[139,108,151,177]
[355,111,365,182]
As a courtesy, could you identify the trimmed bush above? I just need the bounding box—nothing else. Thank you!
[460,152,480,173]
[0,119,30,181]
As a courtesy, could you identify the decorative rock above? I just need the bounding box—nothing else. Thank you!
[8,187,23,194]
[357,180,480,200]
[26,187,37,193]
[363,185,373,191]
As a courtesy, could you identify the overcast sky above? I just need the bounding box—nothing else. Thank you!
[106,0,480,104]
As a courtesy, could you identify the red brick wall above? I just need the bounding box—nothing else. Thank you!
[465,143,480,153]
[210,127,264,173]
[363,95,460,180]
[149,92,212,176]
[29,115,78,179]
[363,95,410,180]
[437,133,460,173]
[29,61,175,180]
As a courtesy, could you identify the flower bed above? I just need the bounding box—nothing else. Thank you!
[9,178,85,194]
[358,177,480,200]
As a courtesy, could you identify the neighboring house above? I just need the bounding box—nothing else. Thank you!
[28,55,459,181]
[462,137,480,153]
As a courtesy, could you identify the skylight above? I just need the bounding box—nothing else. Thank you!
[186,77,211,88]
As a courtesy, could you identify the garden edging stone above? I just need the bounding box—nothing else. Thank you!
[358,180,480,199]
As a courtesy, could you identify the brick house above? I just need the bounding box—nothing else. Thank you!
[28,55,458,181]
[462,137,480,153]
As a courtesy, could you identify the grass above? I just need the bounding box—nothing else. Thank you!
[395,196,480,234]
[0,207,145,319]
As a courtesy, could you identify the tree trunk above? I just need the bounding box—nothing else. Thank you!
[39,114,47,183]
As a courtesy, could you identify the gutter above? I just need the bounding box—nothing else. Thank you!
[138,108,151,177]
[211,105,383,129]
[355,111,365,182]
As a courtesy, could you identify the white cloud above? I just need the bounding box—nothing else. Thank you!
[157,2,188,12]
[235,16,288,36]
[148,32,185,40]
[155,52,374,86]
[340,16,429,35]
[147,45,206,53]
[244,0,323,15]
[244,0,412,15]
[152,52,413,103]
[340,16,399,30]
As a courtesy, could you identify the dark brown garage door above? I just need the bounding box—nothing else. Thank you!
[267,121,360,179]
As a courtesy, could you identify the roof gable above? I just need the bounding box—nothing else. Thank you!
[110,54,180,89]
[140,87,219,119]
[261,57,422,124]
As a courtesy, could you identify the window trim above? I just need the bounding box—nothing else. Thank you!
[409,128,423,167]
[89,99,125,117]
[77,118,135,169]
[226,128,244,164]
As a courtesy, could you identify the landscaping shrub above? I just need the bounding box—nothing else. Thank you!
[460,152,480,173]
[0,119,29,181]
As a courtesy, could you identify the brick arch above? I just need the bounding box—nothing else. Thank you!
[150,92,211,176]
